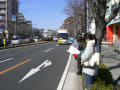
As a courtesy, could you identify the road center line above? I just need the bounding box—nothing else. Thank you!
[0,58,14,64]
[0,59,32,75]
[44,48,53,53]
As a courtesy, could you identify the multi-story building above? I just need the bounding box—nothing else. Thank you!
[0,0,19,39]
[17,13,32,37]
[17,13,25,22]
[61,17,76,37]
[105,0,120,45]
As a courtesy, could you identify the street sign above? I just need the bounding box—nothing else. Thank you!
[0,29,2,32]
[1,24,5,28]
[12,15,16,21]
[0,20,4,23]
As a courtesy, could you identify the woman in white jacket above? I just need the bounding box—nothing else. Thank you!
[81,34,98,89]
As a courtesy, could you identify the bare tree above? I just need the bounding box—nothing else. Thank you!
[65,0,86,37]
[88,0,120,52]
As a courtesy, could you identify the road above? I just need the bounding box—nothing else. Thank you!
[0,42,70,90]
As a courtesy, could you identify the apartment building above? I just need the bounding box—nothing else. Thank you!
[0,0,19,39]
[17,13,32,37]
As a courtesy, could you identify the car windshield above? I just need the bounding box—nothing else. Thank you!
[12,38,18,40]
[58,33,68,39]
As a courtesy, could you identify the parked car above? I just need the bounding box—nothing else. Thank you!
[25,37,34,43]
[11,35,26,45]
[34,38,40,42]
[53,36,58,41]
[11,37,20,45]
[19,39,26,44]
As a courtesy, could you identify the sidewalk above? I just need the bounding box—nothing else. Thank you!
[101,45,120,80]
[63,55,83,90]
[63,45,120,90]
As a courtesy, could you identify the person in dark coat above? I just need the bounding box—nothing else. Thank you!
[75,33,86,75]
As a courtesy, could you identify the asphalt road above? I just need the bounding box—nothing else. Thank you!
[0,42,70,90]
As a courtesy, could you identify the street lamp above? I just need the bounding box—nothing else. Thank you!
[32,24,38,38]
[11,14,17,37]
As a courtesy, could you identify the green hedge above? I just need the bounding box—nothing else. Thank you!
[82,63,115,90]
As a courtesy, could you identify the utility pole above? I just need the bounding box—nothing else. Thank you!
[85,0,90,33]
[84,0,87,33]
[15,14,17,36]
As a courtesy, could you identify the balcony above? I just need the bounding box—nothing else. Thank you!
[0,4,6,8]
[0,0,6,2]
[0,9,6,14]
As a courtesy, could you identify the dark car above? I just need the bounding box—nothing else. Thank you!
[25,37,34,43]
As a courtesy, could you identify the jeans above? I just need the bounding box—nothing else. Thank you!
[84,73,96,89]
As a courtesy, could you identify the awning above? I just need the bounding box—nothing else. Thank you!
[107,15,120,25]
[108,19,120,25]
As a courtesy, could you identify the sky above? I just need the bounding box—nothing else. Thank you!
[19,0,67,30]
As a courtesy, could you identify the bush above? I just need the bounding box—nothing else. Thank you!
[90,63,115,90]
[82,63,115,90]
[90,80,115,90]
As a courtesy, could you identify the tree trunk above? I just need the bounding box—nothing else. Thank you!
[95,18,106,53]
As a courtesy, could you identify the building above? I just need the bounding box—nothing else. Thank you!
[17,13,32,37]
[9,12,32,37]
[42,30,53,41]
[22,20,32,37]
[0,0,19,39]
[105,0,120,46]
[61,17,75,37]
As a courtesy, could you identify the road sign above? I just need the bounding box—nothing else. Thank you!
[0,24,5,28]
[0,29,2,32]
[0,20,4,23]
[1,24,5,28]
[12,15,16,21]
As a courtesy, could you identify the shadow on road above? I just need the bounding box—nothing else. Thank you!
[109,64,120,70]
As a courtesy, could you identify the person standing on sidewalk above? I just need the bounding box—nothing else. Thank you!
[73,33,98,89]
[76,34,86,75]
[81,33,98,89]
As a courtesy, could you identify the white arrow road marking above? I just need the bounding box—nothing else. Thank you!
[19,59,52,83]
[44,48,53,53]
[0,58,14,64]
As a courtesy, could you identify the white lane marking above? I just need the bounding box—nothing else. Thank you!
[57,54,72,90]
[19,59,52,83]
[0,58,14,64]
[44,48,53,53]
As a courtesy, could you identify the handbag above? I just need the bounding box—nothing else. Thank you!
[83,52,100,67]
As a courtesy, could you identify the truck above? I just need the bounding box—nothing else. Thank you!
[57,29,69,45]
[42,30,52,41]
